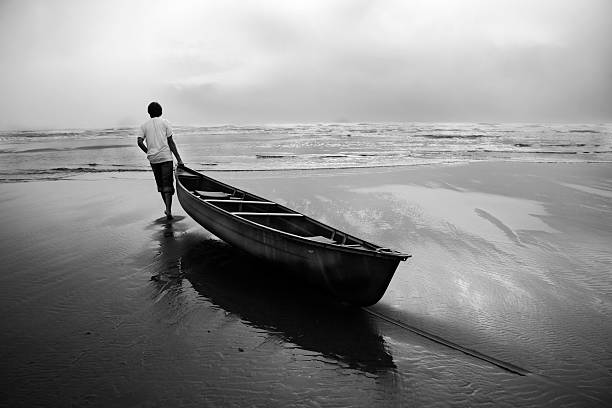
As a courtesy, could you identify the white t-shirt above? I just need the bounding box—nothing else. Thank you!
[140,117,174,164]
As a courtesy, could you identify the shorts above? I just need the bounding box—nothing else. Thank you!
[151,161,175,194]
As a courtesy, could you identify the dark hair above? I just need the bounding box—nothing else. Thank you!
[147,102,162,118]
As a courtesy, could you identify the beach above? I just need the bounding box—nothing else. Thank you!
[1,161,611,407]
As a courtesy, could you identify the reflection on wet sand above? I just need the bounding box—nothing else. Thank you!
[149,218,397,376]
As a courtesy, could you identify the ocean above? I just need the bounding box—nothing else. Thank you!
[1,122,610,181]
[2,122,612,405]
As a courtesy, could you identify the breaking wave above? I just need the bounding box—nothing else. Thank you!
[1,122,610,182]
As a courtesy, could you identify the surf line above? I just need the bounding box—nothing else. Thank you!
[363,307,530,376]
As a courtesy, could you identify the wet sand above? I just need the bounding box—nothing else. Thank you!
[1,162,611,407]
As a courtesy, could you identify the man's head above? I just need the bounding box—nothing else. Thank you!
[147,102,162,118]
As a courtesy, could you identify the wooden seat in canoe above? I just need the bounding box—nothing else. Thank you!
[307,236,338,244]
[204,200,275,205]
[232,212,303,217]
[193,190,232,199]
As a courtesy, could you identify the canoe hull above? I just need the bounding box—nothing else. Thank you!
[177,171,406,306]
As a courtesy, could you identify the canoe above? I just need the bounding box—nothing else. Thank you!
[175,165,410,306]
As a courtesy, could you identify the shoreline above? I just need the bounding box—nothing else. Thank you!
[2,158,612,183]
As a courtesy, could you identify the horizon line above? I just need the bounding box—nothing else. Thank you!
[2,120,611,132]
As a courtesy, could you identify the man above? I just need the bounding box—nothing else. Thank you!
[137,102,184,220]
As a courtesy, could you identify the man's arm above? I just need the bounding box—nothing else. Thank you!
[137,137,147,154]
[168,136,183,165]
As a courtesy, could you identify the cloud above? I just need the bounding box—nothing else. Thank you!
[0,0,610,129]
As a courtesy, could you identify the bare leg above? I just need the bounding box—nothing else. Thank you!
[164,193,173,220]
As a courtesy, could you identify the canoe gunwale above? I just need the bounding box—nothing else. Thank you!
[176,167,410,261]
[186,187,409,260]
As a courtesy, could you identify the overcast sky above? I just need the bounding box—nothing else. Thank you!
[0,0,610,129]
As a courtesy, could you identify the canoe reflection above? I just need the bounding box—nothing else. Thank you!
[183,239,397,375]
